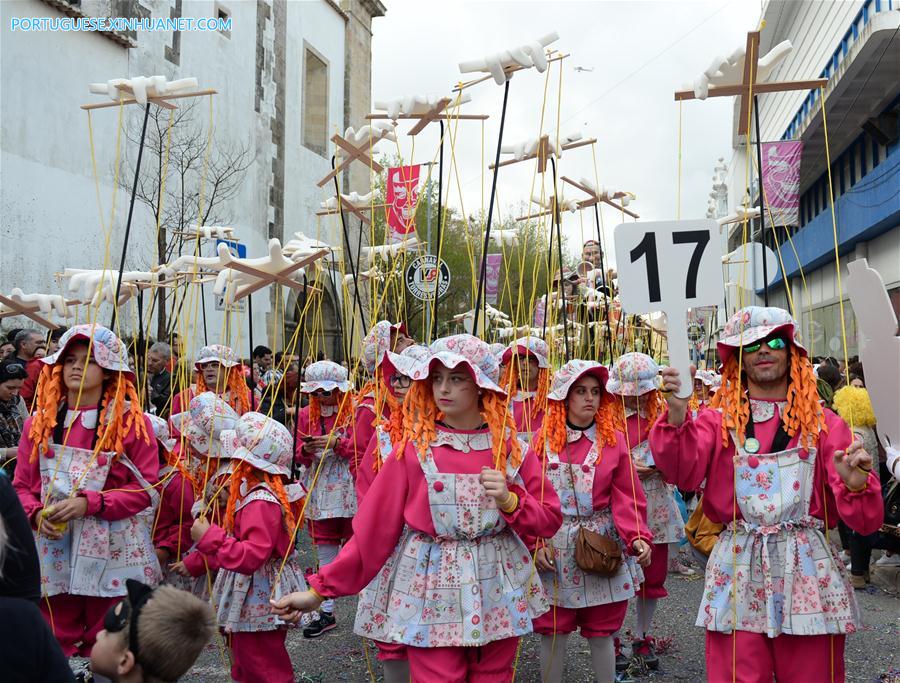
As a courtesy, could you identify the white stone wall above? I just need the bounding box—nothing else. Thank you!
[0,0,353,359]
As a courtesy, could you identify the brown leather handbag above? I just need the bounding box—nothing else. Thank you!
[567,450,623,577]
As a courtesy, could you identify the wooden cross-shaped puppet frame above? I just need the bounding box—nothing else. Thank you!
[316,198,388,226]
[0,295,77,330]
[81,86,218,111]
[317,128,394,188]
[491,134,597,174]
[366,97,489,136]
[674,30,826,135]
[221,248,330,302]
[453,51,570,92]
[561,176,640,219]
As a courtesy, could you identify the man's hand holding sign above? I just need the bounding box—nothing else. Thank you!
[614,219,723,400]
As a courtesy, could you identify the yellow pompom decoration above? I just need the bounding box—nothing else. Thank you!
[832,386,876,428]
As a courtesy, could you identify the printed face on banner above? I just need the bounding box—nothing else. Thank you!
[485,254,503,304]
[761,141,802,226]
[387,165,422,238]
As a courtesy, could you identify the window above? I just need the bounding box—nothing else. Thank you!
[302,47,329,157]
[215,3,230,37]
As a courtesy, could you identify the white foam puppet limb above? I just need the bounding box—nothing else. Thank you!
[458,31,560,85]
[89,75,199,105]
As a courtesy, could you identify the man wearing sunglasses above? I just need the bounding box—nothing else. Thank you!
[649,306,882,682]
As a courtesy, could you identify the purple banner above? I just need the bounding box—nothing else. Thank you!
[761,141,803,226]
[485,253,502,304]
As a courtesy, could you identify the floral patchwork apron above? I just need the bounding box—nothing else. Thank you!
[37,442,161,597]
[212,485,307,632]
[302,432,357,520]
[542,437,644,608]
[354,444,548,647]
[632,439,685,544]
[698,434,858,636]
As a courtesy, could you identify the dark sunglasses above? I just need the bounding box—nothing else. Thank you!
[103,579,155,660]
[742,337,787,354]
[312,389,333,397]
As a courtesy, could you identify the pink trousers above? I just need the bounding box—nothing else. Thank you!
[407,637,519,683]
[706,630,846,683]
[375,639,408,661]
[40,593,118,656]
[636,542,669,599]
[532,600,628,638]
[307,517,354,545]
[230,629,293,683]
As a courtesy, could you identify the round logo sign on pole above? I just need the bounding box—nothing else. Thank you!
[405,255,450,301]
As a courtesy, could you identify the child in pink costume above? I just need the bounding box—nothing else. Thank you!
[650,306,883,683]
[500,336,550,447]
[530,359,652,683]
[273,334,563,683]
[192,412,306,683]
[607,352,685,668]
[13,324,160,656]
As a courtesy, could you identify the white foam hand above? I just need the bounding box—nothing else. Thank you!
[373,92,472,119]
[64,269,144,307]
[459,32,559,85]
[320,191,375,211]
[361,237,420,265]
[488,229,519,248]
[283,232,332,261]
[214,238,308,303]
[339,122,397,149]
[687,41,792,99]
[185,224,235,241]
[89,75,199,105]
[4,289,73,318]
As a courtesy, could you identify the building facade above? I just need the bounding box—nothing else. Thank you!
[0,0,385,361]
[724,0,899,358]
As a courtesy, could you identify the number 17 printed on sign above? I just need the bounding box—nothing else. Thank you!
[614,219,722,398]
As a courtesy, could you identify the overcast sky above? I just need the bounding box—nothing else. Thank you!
[370,0,760,264]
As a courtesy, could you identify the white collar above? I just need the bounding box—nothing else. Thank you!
[513,390,536,401]
[566,423,597,444]
[624,407,648,420]
[64,407,99,430]
[432,427,493,453]
[320,404,337,417]
[749,399,788,423]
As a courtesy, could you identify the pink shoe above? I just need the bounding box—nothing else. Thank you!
[668,558,696,575]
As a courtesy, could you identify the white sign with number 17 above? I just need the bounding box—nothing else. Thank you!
[614,219,723,399]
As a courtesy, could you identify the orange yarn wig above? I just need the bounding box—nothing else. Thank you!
[500,362,550,423]
[223,460,297,534]
[308,391,354,432]
[709,344,825,449]
[536,392,624,457]
[28,363,150,462]
[400,379,522,472]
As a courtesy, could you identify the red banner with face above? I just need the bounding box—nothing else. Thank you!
[386,165,421,239]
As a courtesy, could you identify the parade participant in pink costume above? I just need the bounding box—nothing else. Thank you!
[531,360,652,683]
[168,392,241,595]
[354,344,431,683]
[192,412,307,683]
[293,360,356,637]
[170,345,250,417]
[13,324,160,656]
[273,334,563,683]
[691,369,718,411]
[145,414,195,589]
[350,321,414,469]
[500,336,550,447]
[607,352,684,669]
[650,306,883,683]
[356,344,432,500]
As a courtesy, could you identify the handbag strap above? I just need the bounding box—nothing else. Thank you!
[563,442,585,526]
